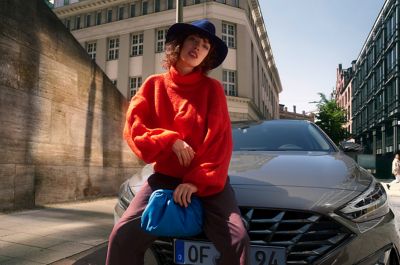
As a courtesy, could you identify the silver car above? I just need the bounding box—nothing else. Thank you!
[115,119,400,265]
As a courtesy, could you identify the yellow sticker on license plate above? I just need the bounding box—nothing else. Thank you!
[174,239,286,265]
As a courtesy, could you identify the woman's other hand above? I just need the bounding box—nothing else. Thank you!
[173,183,198,208]
[172,139,195,167]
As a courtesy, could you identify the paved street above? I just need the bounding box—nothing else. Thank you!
[1,182,400,265]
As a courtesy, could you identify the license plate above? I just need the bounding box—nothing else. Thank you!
[174,239,286,265]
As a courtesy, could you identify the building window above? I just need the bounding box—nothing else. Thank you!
[130,4,136,17]
[96,12,101,25]
[156,29,167,53]
[129,76,142,98]
[215,0,226,3]
[167,0,174,9]
[131,33,144,56]
[86,42,97,60]
[85,14,91,27]
[142,1,148,15]
[222,22,236,48]
[223,70,237,96]
[108,37,119,60]
[118,6,124,20]
[194,0,201,3]
[232,0,239,7]
[376,34,383,55]
[386,48,396,72]
[155,0,160,12]
[111,80,117,86]
[107,9,113,23]
[386,14,395,39]
[64,0,69,5]
[75,16,81,29]
[65,19,70,29]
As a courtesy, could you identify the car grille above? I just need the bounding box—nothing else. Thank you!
[151,207,354,265]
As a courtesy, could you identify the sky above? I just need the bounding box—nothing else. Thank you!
[259,0,385,114]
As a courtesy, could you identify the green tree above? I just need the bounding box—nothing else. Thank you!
[313,93,349,145]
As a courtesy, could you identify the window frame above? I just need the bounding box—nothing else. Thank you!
[167,0,173,9]
[223,69,238,96]
[118,6,124,20]
[75,16,81,30]
[96,12,102,25]
[85,14,91,27]
[155,0,160,12]
[107,9,113,23]
[107,37,120,60]
[131,32,144,56]
[142,1,148,15]
[222,22,236,48]
[130,4,136,17]
[156,28,168,53]
[129,76,143,98]
[86,41,97,60]
[65,19,71,29]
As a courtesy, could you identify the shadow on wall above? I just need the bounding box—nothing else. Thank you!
[0,0,138,210]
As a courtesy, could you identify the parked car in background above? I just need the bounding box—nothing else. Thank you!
[115,119,400,265]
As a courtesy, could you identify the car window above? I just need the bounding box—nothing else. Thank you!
[232,122,334,152]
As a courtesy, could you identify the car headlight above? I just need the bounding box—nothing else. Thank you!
[118,180,134,209]
[338,180,389,223]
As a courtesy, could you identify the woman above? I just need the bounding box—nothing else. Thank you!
[388,150,400,189]
[106,19,249,265]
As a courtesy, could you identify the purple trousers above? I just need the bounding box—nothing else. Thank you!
[106,173,249,265]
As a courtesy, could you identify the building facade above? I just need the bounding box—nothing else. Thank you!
[279,104,315,122]
[53,0,282,121]
[351,0,398,178]
[335,63,354,134]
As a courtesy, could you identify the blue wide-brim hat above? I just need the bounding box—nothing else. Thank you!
[166,19,228,70]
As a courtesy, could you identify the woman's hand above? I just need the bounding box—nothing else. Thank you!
[173,183,198,208]
[172,139,195,167]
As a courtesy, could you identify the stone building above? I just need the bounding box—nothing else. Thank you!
[279,104,315,122]
[335,63,355,134]
[52,0,282,121]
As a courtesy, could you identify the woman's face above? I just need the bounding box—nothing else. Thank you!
[177,34,211,70]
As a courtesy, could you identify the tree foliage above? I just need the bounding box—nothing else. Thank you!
[313,93,349,145]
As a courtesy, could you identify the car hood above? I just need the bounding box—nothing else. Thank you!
[229,151,371,190]
[228,151,374,213]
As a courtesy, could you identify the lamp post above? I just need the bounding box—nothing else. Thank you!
[176,0,183,22]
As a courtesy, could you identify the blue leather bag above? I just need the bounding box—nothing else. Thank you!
[141,189,204,237]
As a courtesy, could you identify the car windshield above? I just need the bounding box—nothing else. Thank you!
[232,121,335,152]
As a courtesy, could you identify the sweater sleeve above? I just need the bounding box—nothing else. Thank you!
[123,78,180,164]
[182,80,233,197]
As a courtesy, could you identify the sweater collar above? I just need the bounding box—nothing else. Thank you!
[167,65,204,86]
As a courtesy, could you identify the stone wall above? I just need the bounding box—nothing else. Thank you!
[0,0,141,210]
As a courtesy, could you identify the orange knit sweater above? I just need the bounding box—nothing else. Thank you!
[123,66,233,197]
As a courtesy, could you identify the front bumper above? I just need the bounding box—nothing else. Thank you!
[114,200,400,265]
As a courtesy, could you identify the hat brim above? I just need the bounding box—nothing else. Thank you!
[166,23,228,70]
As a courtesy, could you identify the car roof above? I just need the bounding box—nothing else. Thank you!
[231,119,312,128]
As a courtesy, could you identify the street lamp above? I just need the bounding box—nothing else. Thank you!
[176,0,183,22]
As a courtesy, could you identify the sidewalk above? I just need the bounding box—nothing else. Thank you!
[0,197,117,265]
[0,180,399,265]
[379,179,400,197]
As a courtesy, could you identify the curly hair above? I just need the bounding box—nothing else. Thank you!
[162,33,217,73]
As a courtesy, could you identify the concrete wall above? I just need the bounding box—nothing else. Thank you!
[0,0,141,210]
